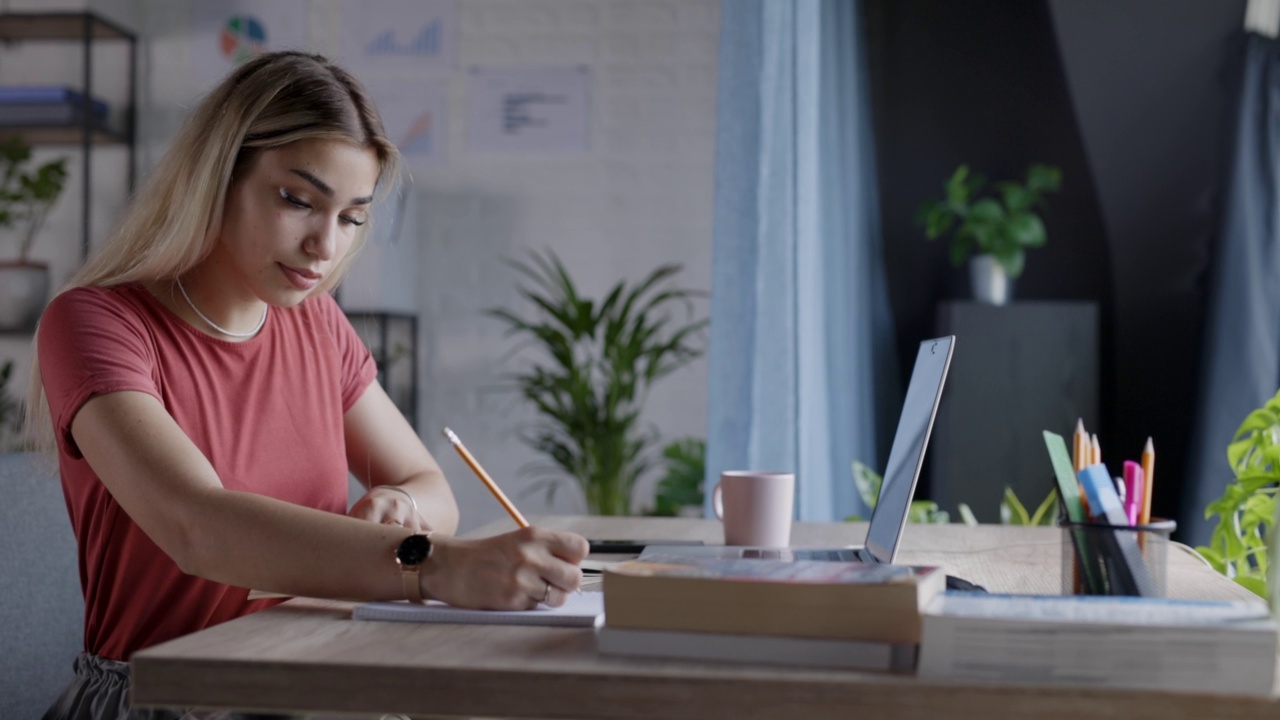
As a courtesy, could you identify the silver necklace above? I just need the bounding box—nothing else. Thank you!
[176,278,268,339]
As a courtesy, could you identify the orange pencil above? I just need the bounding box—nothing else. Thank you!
[1091,434,1102,466]
[1073,419,1088,472]
[1139,437,1155,525]
[442,427,529,528]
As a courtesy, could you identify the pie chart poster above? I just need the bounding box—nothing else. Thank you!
[192,0,309,92]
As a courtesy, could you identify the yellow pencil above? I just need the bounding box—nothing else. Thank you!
[1073,419,1088,472]
[1091,434,1102,466]
[1074,419,1091,518]
[442,427,530,528]
[1140,437,1155,526]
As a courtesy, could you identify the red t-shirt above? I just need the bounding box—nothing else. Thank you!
[38,284,377,661]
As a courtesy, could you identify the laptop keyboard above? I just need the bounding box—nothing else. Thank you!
[794,549,853,561]
[741,549,785,559]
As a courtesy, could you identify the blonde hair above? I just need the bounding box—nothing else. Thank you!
[25,51,403,452]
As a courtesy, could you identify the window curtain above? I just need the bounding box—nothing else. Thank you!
[1184,30,1280,543]
[705,0,898,522]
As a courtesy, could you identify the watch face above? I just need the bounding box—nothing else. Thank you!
[397,534,432,566]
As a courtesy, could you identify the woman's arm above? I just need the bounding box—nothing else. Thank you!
[343,380,459,534]
[71,389,587,607]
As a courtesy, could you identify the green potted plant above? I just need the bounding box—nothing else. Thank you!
[0,136,69,331]
[847,460,1058,527]
[644,437,706,517]
[1198,388,1280,599]
[915,163,1061,305]
[488,250,708,516]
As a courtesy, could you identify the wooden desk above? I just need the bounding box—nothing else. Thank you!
[131,517,1275,719]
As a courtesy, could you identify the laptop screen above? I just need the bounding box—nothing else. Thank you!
[863,336,954,563]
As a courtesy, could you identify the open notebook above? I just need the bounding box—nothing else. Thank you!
[352,591,604,627]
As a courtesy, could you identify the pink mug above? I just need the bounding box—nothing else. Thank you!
[712,471,795,547]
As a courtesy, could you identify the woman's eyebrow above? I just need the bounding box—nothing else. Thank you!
[289,168,374,205]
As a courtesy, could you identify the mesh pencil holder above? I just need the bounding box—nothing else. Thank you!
[1060,519,1175,597]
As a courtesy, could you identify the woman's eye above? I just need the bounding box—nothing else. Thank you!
[279,188,310,209]
[340,215,366,227]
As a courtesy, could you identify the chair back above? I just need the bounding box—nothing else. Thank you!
[0,452,81,718]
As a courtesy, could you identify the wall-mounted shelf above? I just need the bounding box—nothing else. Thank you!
[0,12,134,41]
[0,11,137,261]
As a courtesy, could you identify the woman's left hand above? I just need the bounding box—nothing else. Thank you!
[348,486,434,532]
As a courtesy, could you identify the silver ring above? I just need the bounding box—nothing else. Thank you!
[542,581,551,604]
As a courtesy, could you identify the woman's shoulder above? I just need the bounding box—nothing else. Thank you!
[45,283,153,324]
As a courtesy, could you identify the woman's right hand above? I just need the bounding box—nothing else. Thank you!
[420,526,589,610]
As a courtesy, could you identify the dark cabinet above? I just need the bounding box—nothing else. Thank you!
[929,301,1099,523]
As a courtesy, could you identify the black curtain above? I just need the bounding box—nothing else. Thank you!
[864,0,1245,534]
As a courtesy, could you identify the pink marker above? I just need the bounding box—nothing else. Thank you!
[1123,461,1145,526]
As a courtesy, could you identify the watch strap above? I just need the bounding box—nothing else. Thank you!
[401,564,423,603]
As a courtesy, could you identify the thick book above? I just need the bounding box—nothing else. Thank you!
[595,623,917,671]
[917,593,1278,696]
[353,591,603,627]
[602,558,944,643]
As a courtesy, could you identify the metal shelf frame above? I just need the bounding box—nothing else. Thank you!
[0,11,137,261]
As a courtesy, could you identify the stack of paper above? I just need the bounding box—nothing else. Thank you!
[917,593,1278,696]
[353,591,603,627]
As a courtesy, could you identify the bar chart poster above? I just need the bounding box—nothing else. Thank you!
[341,0,457,74]
[366,79,449,166]
[467,66,591,154]
[191,0,308,91]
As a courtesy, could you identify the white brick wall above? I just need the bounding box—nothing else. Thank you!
[1,0,719,532]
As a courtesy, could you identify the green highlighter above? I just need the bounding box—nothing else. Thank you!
[1042,430,1086,523]
[1044,430,1106,594]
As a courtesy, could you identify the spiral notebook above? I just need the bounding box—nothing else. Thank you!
[352,591,604,627]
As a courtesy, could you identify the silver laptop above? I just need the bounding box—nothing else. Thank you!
[640,335,954,565]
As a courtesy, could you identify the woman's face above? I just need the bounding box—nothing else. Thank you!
[211,138,381,307]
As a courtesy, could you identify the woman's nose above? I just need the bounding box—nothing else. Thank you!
[304,216,339,261]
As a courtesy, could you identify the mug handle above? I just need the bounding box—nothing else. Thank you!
[711,481,724,519]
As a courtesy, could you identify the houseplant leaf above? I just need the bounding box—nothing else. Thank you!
[489,249,707,515]
[916,162,1060,287]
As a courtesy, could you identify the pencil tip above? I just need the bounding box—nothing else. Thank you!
[1076,418,1085,432]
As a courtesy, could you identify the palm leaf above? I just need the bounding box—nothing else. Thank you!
[487,252,707,514]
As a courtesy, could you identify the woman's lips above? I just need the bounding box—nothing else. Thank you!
[281,264,321,290]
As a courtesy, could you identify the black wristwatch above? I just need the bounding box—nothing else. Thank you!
[395,533,433,603]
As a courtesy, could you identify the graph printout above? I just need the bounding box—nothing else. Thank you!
[191,0,309,91]
[467,66,591,154]
[366,79,449,165]
[340,0,458,74]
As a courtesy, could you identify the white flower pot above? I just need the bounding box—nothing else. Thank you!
[969,254,1012,306]
[0,262,50,331]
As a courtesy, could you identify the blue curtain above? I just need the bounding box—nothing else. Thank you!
[1185,33,1280,543]
[706,0,898,522]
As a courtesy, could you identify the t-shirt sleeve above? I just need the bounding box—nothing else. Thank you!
[314,293,378,412]
[38,288,164,459]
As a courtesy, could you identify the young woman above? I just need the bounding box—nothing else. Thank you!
[29,51,588,720]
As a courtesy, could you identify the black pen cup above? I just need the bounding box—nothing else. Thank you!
[1060,519,1176,597]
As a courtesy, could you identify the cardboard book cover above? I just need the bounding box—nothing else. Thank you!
[602,558,944,643]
